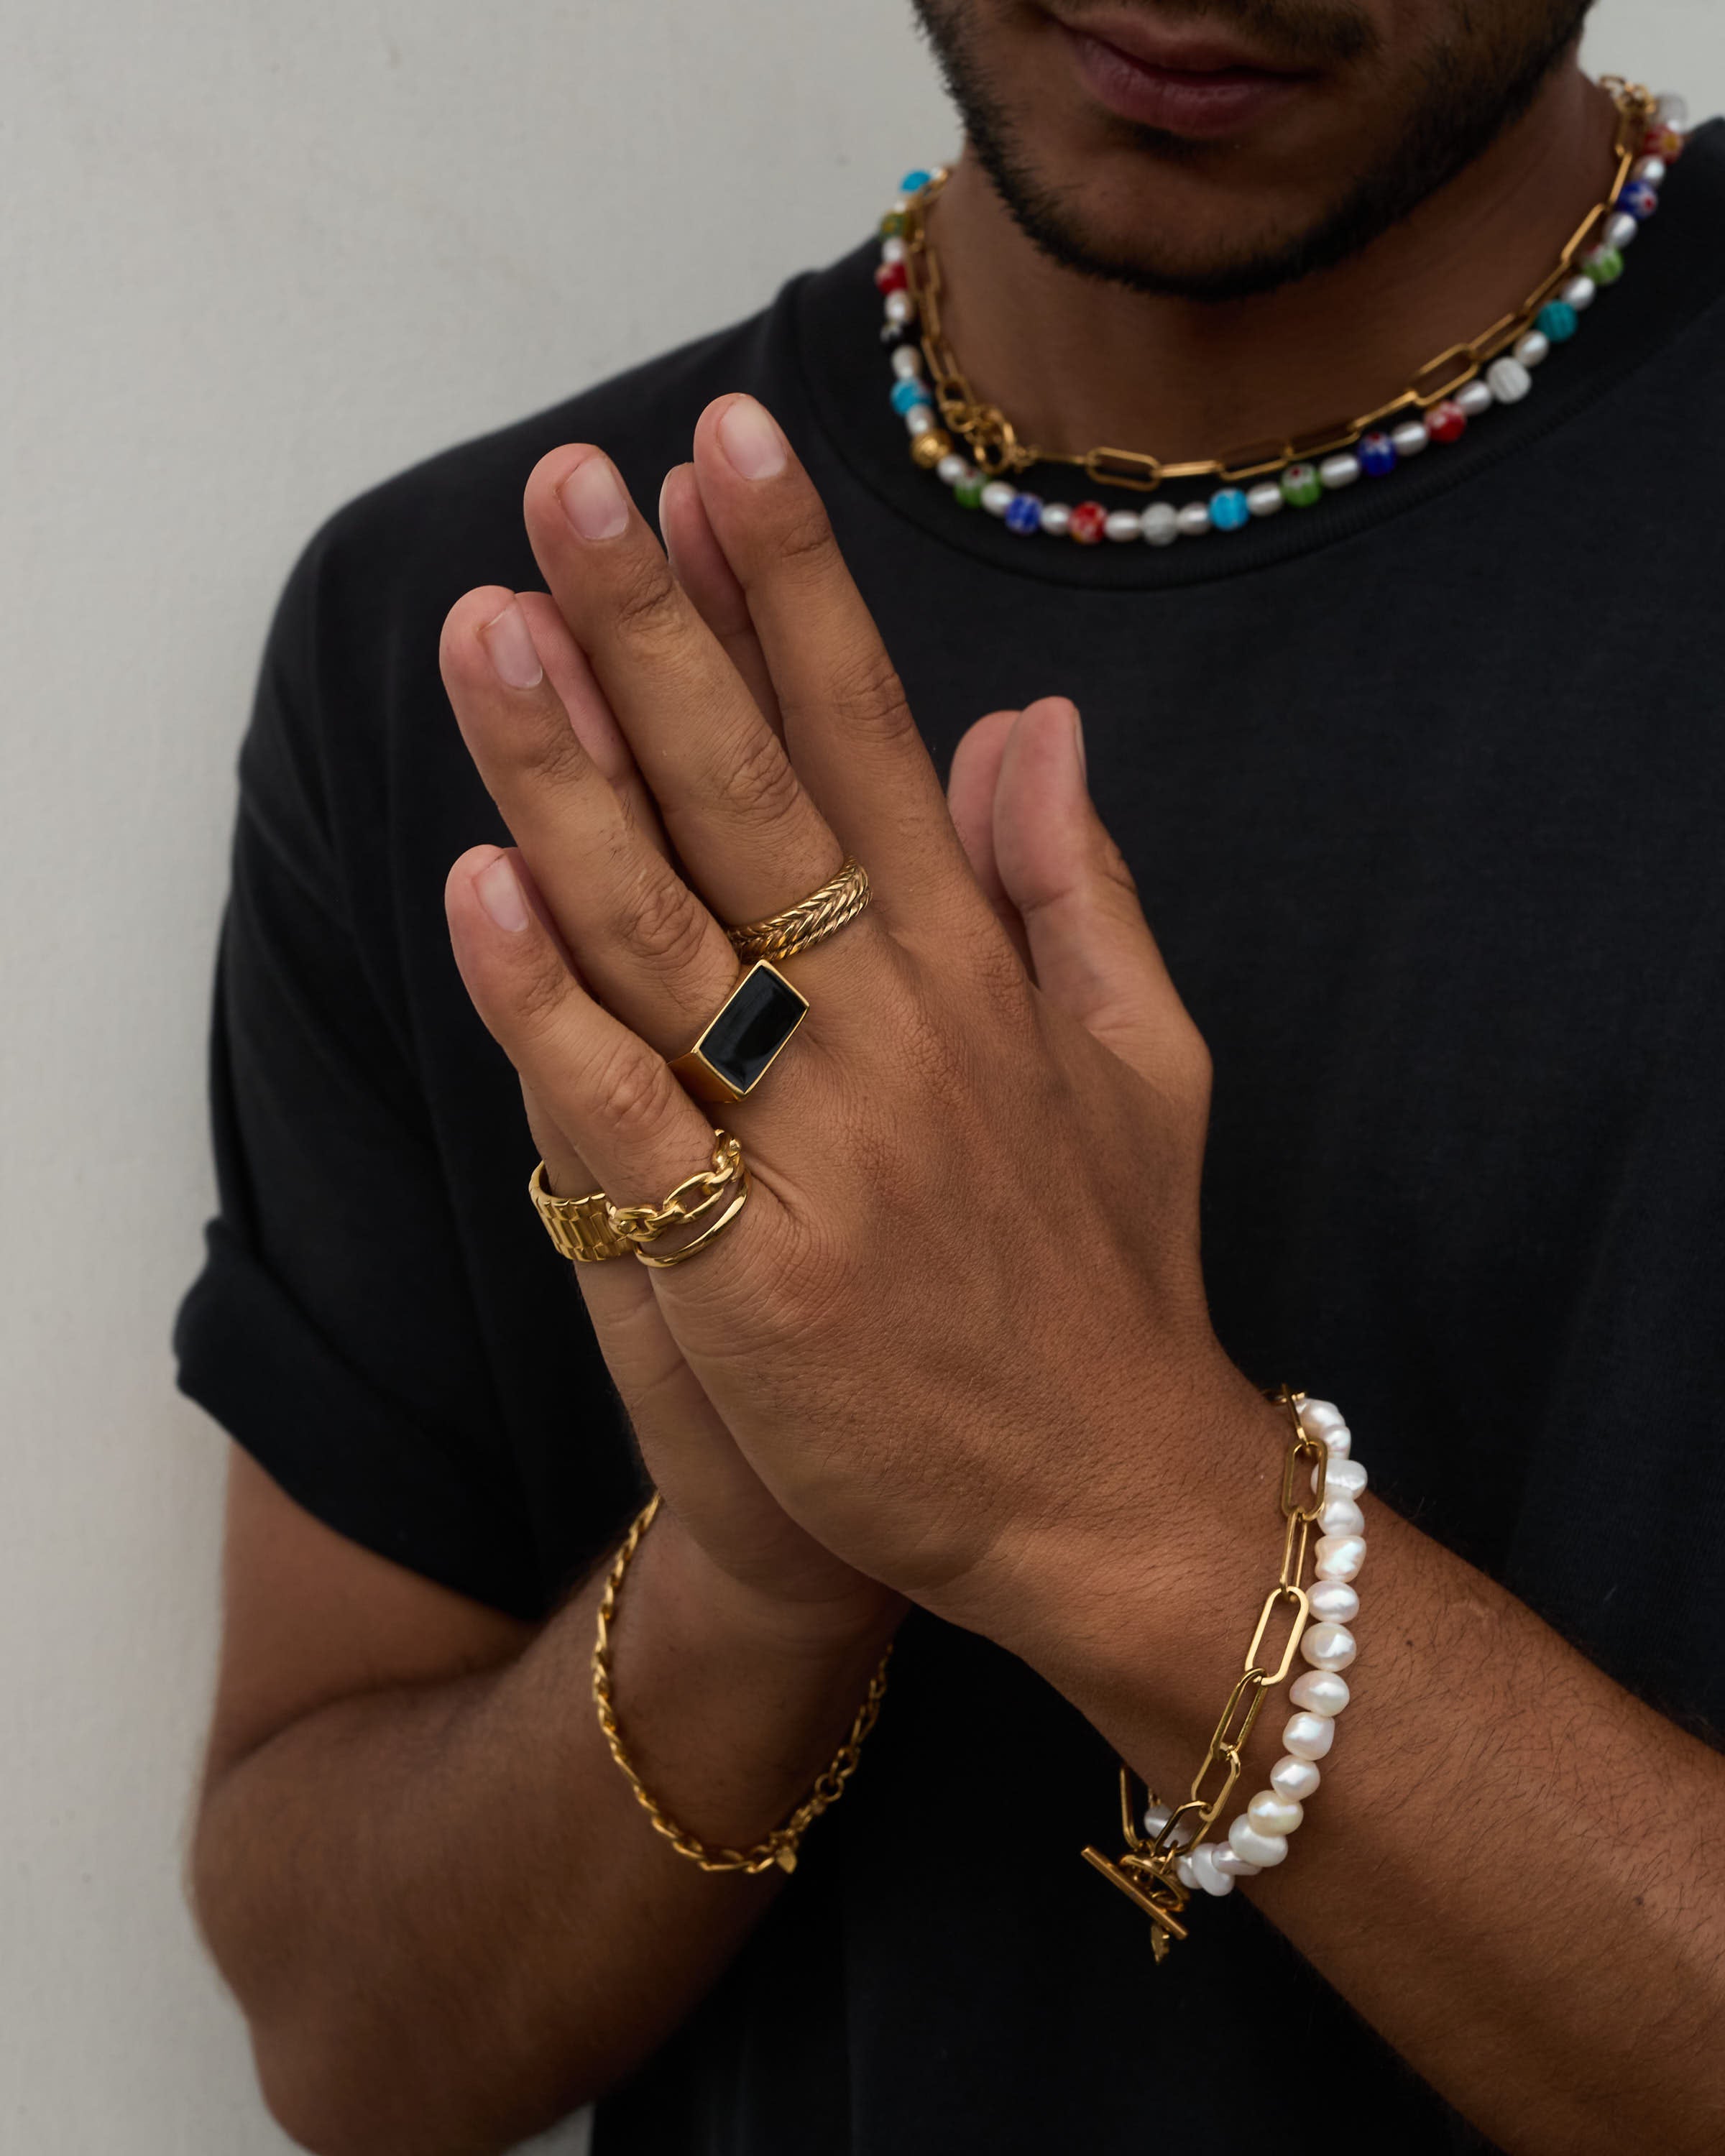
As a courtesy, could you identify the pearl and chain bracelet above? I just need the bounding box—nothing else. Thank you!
[1082,1388,1365,1959]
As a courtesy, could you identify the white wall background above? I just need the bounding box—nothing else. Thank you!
[0,4,1717,2148]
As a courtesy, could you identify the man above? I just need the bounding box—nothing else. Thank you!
[177,3,1725,2151]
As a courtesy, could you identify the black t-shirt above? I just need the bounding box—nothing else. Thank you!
[178,124,1725,2155]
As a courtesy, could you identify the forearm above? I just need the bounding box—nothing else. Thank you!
[195,1511,899,2156]
[1029,1402,1725,2156]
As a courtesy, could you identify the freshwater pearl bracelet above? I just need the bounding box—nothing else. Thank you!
[1082,1388,1365,1958]
[877,83,1688,549]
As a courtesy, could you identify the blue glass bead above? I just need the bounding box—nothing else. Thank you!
[901,169,933,193]
[1208,487,1250,532]
[1359,431,1398,478]
[1536,300,1579,344]
[1617,180,1659,220]
[891,377,929,415]
[1003,492,1044,535]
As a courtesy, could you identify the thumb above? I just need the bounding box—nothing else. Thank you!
[992,699,1196,1079]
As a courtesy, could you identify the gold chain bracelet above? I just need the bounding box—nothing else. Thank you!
[592,1493,894,1875]
[904,80,1655,493]
[1083,1386,1344,1959]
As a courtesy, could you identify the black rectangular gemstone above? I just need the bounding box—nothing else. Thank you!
[699,962,809,1096]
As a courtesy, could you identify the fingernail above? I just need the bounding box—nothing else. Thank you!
[475,854,530,932]
[561,454,630,541]
[717,397,788,481]
[1070,704,1087,783]
[482,602,544,691]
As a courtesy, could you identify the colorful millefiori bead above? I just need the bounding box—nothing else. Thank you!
[1281,463,1322,507]
[1583,244,1624,285]
[1069,502,1108,545]
[953,471,986,509]
[1536,298,1579,343]
[1426,399,1468,445]
[1359,432,1398,478]
[1640,124,1684,161]
[1616,180,1659,221]
[890,376,928,415]
[1004,492,1043,535]
[879,210,906,239]
[875,260,908,295]
[1208,487,1251,531]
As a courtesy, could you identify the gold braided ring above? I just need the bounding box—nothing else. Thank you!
[725,856,871,965]
[529,1131,750,1268]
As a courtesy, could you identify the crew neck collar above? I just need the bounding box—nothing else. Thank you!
[791,119,1725,591]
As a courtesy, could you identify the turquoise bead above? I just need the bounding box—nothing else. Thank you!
[1209,487,1250,532]
[901,168,933,193]
[1536,300,1578,343]
[891,377,929,415]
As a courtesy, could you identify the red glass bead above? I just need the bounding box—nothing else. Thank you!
[1640,124,1684,161]
[1069,502,1108,544]
[874,261,908,294]
[1427,400,1468,445]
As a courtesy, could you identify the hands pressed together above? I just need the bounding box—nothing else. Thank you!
[441,392,1274,1684]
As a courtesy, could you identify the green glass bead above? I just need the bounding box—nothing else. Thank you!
[1584,245,1624,285]
[1281,462,1322,508]
[880,211,906,239]
[954,471,986,509]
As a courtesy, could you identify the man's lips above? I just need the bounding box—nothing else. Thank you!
[1056,16,1315,137]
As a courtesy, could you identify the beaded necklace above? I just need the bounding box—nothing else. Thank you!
[876,82,1688,548]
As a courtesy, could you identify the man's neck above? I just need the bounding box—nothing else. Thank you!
[929,64,1617,463]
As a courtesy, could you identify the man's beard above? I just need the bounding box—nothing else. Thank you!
[910,0,1596,301]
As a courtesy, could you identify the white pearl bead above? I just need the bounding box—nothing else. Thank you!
[1039,501,1072,537]
[1229,1815,1289,1867]
[1176,500,1212,537]
[1189,1843,1235,1897]
[1633,155,1667,186]
[1297,1399,1346,1438]
[1307,1578,1359,1624]
[891,341,922,378]
[1248,1787,1305,1836]
[1282,1710,1335,1761]
[1176,1852,1200,1889]
[1105,508,1143,543]
[1315,1535,1366,1585]
[1455,379,1493,418]
[1391,418,1430,457]
[1319,453,1360,489]
[881,236,908,267]
[1514,330,1550,369]
[1246,482,1284,517]
[1486,356,1533,405]
[1604,211,1639,252]
[1213,1845,1261,1877]
[1290,1669,1350,1717]
[1312,1456,1366,1499]
[1318,1492,1365,1537]
[1301,1621,1358,1671]
[935,453,968,486]
[883,290,914,326]
[905,404,937,436]
[1655,91,1688,132]
[1562,273,1596,311]
[1142,1802,1194,1847]
[1141,502,1179,545]
[980,480,1016,517]
[1270,1754,1320,1801]
[892,195,911,215]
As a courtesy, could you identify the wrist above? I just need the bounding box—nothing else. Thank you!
[648,1503,905,1669]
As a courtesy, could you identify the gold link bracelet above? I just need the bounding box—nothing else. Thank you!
[1082,1386,1328,1959]
[592,1494,894,1875]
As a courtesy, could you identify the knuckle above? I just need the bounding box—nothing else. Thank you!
[604,548,685,646]
[509,941,578,1040]
[584,1033,681,1147]
[704,724,804,834]
[819,644,917,751]
[771,497,840,574]
[612,860,714,980]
